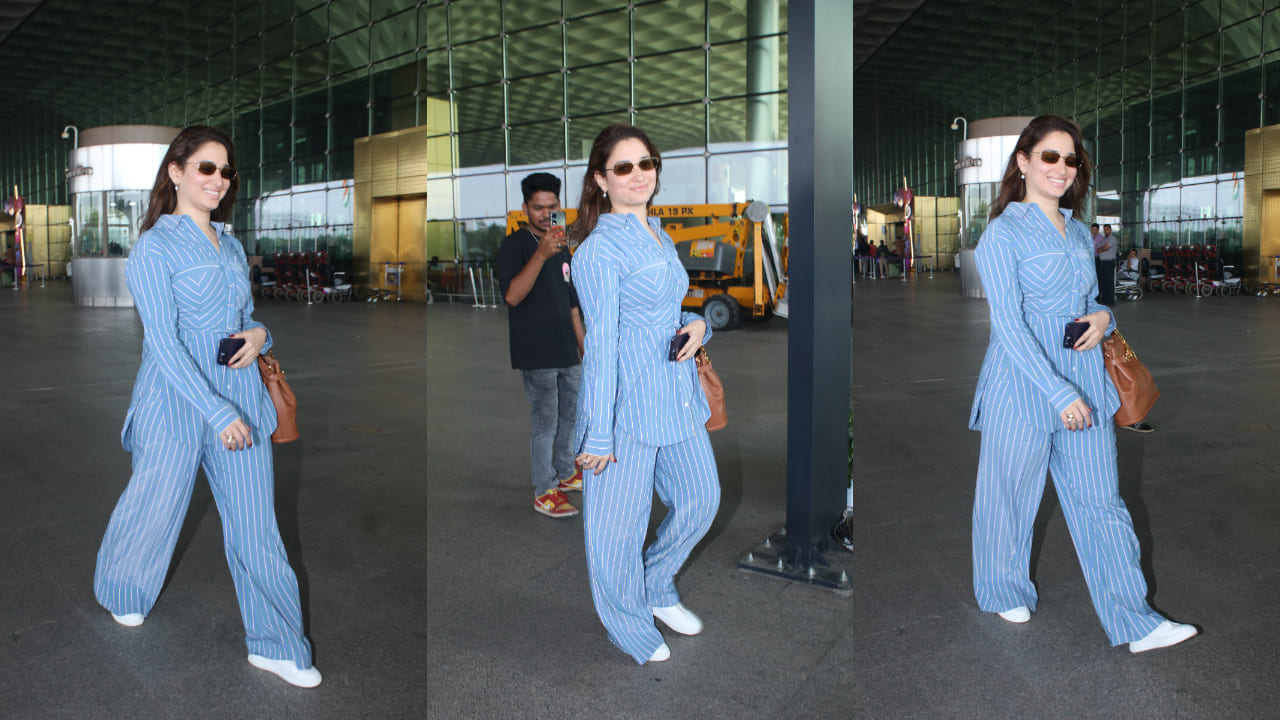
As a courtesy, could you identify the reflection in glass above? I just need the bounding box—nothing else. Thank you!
[458,173,509,219]
[708,150,787,206]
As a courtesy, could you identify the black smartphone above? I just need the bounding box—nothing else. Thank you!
[668,332,689,361]
[1063,321,1090,349]
[217,337,246,365]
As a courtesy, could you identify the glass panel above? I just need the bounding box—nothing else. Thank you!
[635,102,704,156]
[568,112,631,160]
[263,101,291,166]
[565,9,630,68]
[509,121,566,166]
[372,9,420,60]
[709,41,748,98]
[1222,20,1262,67]
[707,149,787,205]
[327,185,355,227]
[1222,66,1262,147]
[567,61,630,116]
[1151,13,1183,55]
[449,0,502,45]
[428,178,457,220]
[709,93,786,148]
[451,38,504,88]
[425,49,450,97]
[74,192,104,257]
[634,0,705,55]
[296,5,329,49]
[1151,91,1181,156]
[508,26,564,79]
[653,154,706,205]
[458,173,508,218]
[506,1,563,32]
[634,49,704,107]
[331,28,370,76]
[508,73,564,123]
[456,127,506,168]
[458,217,505,262]
[1185,32,1221,78]
[107,190,147,256]
[566,1,628,19]
[425,4,448,50]
[454,83,505,131]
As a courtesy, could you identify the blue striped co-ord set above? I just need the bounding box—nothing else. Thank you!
[572,213,721,664]
[970,202,1166,645]
[94,214,313,669]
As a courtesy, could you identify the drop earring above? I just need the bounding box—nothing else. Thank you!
[1019,173,1025,180]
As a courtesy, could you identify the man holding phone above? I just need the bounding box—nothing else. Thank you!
[495,173,587,519]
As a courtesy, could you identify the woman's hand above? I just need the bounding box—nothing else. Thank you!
[1070,310,1111,352]
[674,319,707,362]
[1059,398,1093,432]
[576,452,616,475]
[220,417,254,450]
[227,327,268,368]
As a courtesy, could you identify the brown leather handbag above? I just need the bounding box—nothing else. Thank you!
[257,350,298,443]
[1101,330,1158,427]
[695,347,726,431]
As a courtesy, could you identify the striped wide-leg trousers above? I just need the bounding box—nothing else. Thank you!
[94,429,313,668]
[583,429,720,664]
[972,400,1163,645]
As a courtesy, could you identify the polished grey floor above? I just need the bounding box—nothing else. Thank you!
[427,272,1279,720]
[0,282,425,719]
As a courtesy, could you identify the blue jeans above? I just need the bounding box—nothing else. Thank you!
[520,365,581,495]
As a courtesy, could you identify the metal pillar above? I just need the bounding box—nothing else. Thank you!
[739,0,853,590]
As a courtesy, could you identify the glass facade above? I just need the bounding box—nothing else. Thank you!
[424,0,791,262]
[852,0,1276,265]
[2,1,1275,272]
[0,0,425,274]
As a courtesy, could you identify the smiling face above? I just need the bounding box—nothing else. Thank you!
[594,137,658,212]
[167,140,231,218]
[1016,130,1078,209]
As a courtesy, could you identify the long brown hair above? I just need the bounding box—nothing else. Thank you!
[141,125,239,231]
[988,115,1091,221]
[570,123,662,245]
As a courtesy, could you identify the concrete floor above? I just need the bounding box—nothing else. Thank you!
[0,282,425,719]
[427,271,1279,720]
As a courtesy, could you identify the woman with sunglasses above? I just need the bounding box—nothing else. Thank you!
[570,123,721,664]
[969,115,1196,653]
[93,126,321,687]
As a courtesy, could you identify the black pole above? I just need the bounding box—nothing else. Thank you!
[784,0,853,570]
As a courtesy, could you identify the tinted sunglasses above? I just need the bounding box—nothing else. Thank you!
[605,157,661,176]
[187,160,238,180]
[1030,150,1080,168]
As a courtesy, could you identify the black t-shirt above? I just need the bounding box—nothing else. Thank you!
[494,228,580,370]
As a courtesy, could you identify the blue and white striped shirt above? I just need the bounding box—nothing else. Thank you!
[572,213,712,456]
[969,202,1119,432]
[121,214,275,449]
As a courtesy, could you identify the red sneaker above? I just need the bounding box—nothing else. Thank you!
[534,489,579,518]
[557,468,584,493]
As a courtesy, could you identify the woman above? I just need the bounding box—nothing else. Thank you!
[571,124,721,665]
[969,115,1196,653]
[94,126,321,687]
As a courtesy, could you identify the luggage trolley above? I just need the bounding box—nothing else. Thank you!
[368,261,404,302]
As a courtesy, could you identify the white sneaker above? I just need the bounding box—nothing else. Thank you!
[1129,621,1198,654]
[997,606,1031,623]
[111,612,144,627]
[652,602,704,636]
[648,642,671,662]
[247,654,323,688]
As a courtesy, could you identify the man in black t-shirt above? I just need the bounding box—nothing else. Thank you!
[495,173,585,519]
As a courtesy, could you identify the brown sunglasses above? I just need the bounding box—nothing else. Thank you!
[187,160,238,180]
[1030,150,1081,168]
[604,157,661,176]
